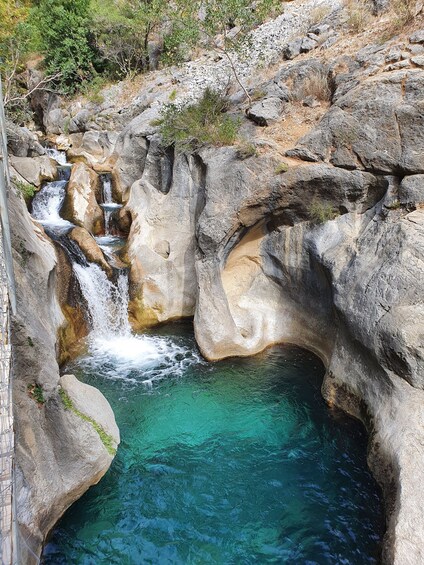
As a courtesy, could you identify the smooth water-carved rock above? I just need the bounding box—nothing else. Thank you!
[63,162,103,234]
[60,374,120,449]
[10,155,57,187]
[126,149,203,327]
[69,227,111,275]
[66,131,118,169]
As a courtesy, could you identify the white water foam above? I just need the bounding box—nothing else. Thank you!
[84,333,203,387]
[46,147,67,166]
[32,180,74,231]
[74,261,202,387]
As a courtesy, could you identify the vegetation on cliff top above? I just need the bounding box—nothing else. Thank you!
[1,0,279,120]
[155,88,240,151]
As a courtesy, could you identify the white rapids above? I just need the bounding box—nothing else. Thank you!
[46,147,68,166]
[31,180,74,232]
[31,149,202,389]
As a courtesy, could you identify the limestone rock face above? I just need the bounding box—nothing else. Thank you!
[10,186,118,564]
[63,162,103,234]
[290,70,424,174]
[122,129,423,564]
[9,155,57,187]
[190,158,424,565]
[111,109,157,198]
[126,138,202,327]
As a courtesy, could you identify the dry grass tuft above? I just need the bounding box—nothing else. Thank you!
[344,0,373,33]
[309,5,332,26]
[292,70,331,102]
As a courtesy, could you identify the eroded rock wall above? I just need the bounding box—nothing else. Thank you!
[117,65,424,563]
[10,186,119,563]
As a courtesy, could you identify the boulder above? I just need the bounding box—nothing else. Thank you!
[44,108,70,135]
[247,97,285,126]
[69,227,112,275]
[410,29,424,44]
[60,374,120,448]
[412,55,424,67]
[6,121,45,158]
[399,175,424,208]
[283,38,302,60]
[9,155,57,187]
[67,131,118,169]
[63,162,103,234]
[68,109,92,134]
[301,36,317,53]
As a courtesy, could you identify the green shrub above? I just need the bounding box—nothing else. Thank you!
[310,199,338,224]
[31,0,96,93]
[236,141,257,159]
[275,162,289,174]
[81,74,107,105]
[28,383,45,404]
[15,180,35,203]
[157,88,240,152]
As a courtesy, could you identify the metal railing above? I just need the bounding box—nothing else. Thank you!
[0,75,18,565]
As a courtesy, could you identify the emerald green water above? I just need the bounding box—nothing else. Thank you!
[42,324,383,564]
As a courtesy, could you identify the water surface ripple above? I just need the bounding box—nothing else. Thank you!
[43,324,383,564]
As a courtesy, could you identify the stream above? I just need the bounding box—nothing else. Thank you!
[34,149,383,564]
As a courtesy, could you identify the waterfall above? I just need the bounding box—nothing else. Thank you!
[31,180,73,233]
[100,174,122,236]
[46,147,67,166]
[32,151,133,344]
[73,263,131,338]
[102,174,113,203]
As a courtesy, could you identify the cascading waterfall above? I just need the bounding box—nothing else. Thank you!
[31,179,73,233]
[32,153,131,335]
[100,173,122,236]
[31,148,197,387]
[73,263,131,338]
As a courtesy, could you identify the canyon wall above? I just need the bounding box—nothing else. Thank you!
[9,185,119,563]
[106,62,424,565]
[9,2,424,562]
